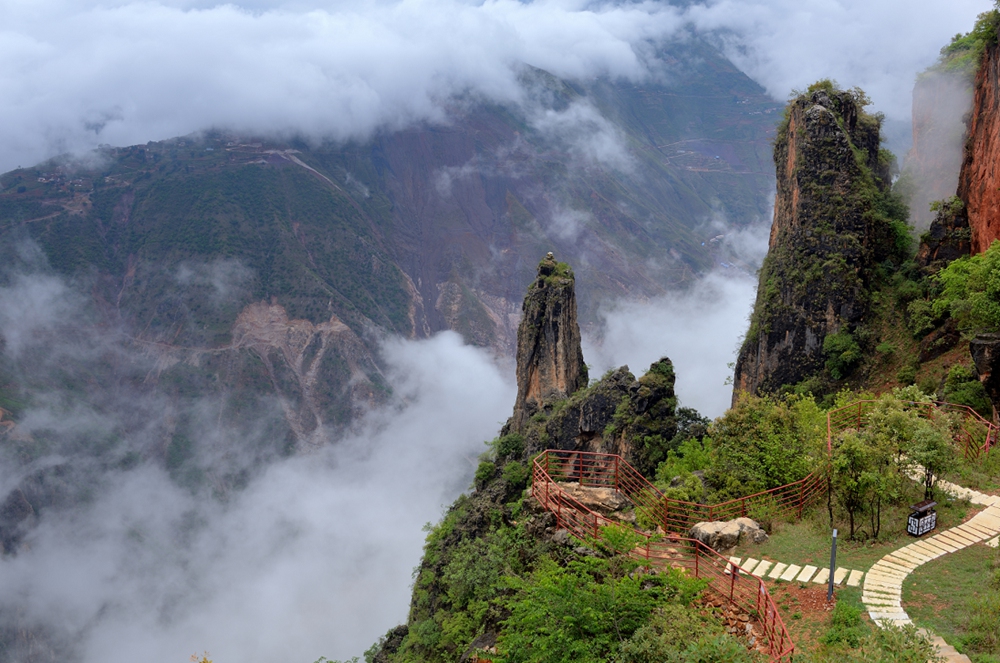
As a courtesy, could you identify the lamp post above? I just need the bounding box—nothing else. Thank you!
[827,528,838,602]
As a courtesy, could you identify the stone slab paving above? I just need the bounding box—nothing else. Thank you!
[860,476,1000,663]
[797,565,817,582]
[779,564,802,581]
[726,557,863,585]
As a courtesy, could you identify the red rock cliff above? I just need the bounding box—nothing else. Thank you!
[959,42,1000,254]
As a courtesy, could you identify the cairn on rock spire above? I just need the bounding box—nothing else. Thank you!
[508,253,588,433]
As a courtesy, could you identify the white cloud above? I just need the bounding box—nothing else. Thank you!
[688,0,991,123]
[0,330,514,663]
[0,0,685,172]
[583,221,770,419]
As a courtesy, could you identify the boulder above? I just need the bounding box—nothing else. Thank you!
[689,520,742,552]
[689,518,769,553]
[558,482,630,515]
[733,517,770,544]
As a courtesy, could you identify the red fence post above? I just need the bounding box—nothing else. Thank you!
[729,565,736,601]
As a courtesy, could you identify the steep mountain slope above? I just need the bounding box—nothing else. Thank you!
[733,82,908,397]
[0,37,780,446]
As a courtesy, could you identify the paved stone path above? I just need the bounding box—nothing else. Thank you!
[861,477,1000,663]
[726,555,864,586]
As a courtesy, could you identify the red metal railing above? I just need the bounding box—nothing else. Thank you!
[531,453,794,662]
[537,449,824,534]
[826,399,998,459]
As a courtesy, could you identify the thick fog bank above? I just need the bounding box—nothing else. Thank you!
[584,221,769,419]
[0,257,514,662]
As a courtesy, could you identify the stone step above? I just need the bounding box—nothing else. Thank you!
[796,565,817,582]
[779,564,802,582]
[767,562,787,580]
[846,569,864,586]
[752,560,772,578]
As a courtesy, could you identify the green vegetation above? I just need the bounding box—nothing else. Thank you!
[497,558,721,663]
[932,239,1000,332]
[702,394,824,501]
[831,389,957,538]
[933,5,1000,75]
[903,541,998,661]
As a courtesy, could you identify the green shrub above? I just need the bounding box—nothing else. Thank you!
[501,461,529,489]
[703,394,821,500]
[824,331,863,380]
[943,364,992,418]
[474,461,495,490]
[492,433,524,459]
[906,299,939,338]
[897,363,918,385]
[875,341,896,356]
[821,596,866,647]
[497,559,706,663]
[933,239,1000,331]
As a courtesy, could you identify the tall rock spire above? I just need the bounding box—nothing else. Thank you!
[733,84,905,398]
[508,253,588,433]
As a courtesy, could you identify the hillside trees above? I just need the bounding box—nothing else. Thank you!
[831,390,957,539]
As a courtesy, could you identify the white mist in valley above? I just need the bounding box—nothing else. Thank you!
[0,257,514,663]
[584,221,770,419]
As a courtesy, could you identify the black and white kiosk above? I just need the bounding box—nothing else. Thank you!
[907,500,937,537]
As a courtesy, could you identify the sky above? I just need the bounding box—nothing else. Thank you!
[0,1,996,661]
[1,0,993,173]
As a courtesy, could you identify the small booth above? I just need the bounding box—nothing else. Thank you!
[907,500,937,537]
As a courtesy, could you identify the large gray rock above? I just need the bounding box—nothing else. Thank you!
[689,518,769,553]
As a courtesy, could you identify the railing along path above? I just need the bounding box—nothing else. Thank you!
[826,399,998,459]
[529,399,997,663]
[531,450,797,662]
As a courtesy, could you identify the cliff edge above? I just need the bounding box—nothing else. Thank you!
[507,253,588,433]
[734,83,907,397]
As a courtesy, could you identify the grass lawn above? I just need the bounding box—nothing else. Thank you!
[944,446,1000,495]
[733,488,973,572]
[903,541,996,661]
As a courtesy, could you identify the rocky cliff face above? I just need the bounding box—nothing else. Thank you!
[971,333,1000,423]
[503,254,676,474]
[734,86,903,397]
[915,197,972,269]
[507,254,588,433]
[959,42,1000,254]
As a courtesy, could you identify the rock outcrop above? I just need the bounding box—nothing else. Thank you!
[958,41,1000,254]
[733,85,903,397]
[916,198,972,269]
[515,361,678,475]
[507,254,588,433]
[689,518,769,554]
[971,333,1000,422]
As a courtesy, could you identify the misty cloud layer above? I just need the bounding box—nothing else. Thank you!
[0,258,515,662]
[2,0,994,173]
[584,220,770,419]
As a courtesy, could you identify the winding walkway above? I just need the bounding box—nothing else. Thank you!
[861,478,1000,662]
